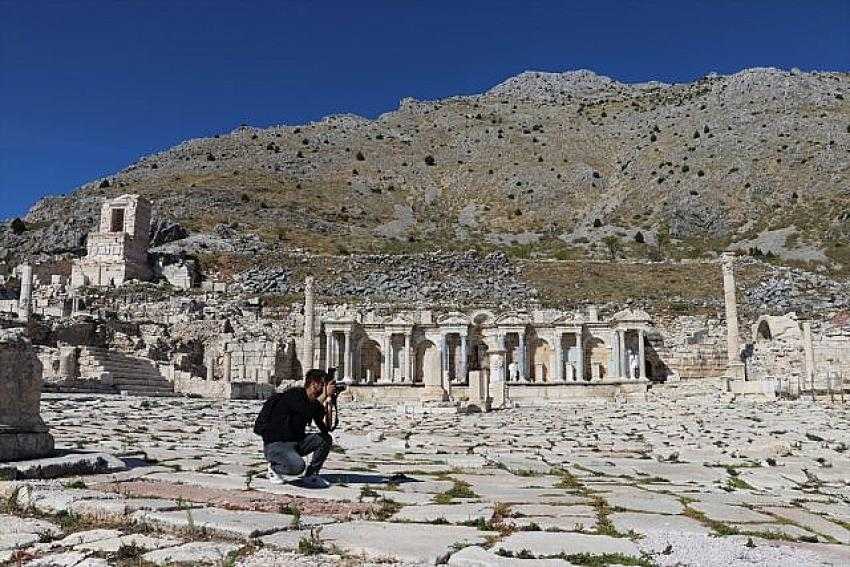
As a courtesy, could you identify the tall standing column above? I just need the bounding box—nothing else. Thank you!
[552,333,562,382]
[403,333,411,382]
[575,330,584,381]
[517,332,527,382]
[343,330,352,381]
[18,264,33,322]
[721,251,746,381]
[460,334,468,383]
[439,335,448,386]
[802,321,815,391]
[638,329,647,380]
[302,277,315,370]
[382,334,391,383]
[619,329,628,379]
[324,330,333,372]
[223,352,232,382]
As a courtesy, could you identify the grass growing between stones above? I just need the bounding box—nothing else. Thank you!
[297,528,327,555]
[495,549,654,567]
[367,498,402,521]
[433,480,478,504]
[681,506,739,536]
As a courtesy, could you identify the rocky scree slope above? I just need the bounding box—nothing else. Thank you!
[2,67,849,271]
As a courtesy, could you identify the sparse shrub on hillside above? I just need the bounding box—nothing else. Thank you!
[99,179,111,188]
[240,193,250,203]
[693,130,700,139]
[356,151,365,161]
[424,155,436,166]
[593,219,603,228]
[206,153,216,161]
[634,231,645,244]
[602,235,623,261]
[10,218,26,235]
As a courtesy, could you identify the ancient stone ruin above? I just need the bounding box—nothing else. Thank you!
[71,194,153,288]
[0,331,54,461]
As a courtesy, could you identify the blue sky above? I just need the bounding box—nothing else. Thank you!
[1,0,848,219]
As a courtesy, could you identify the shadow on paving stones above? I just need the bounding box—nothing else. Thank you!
[322,472,417,486]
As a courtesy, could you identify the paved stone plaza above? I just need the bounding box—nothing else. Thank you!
[2,390,850,566]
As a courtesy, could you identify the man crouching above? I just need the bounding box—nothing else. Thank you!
[254,369,335,489]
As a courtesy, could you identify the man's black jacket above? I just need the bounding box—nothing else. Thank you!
[253,387,328,444]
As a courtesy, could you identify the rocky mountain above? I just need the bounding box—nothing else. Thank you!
[3,67,849,273]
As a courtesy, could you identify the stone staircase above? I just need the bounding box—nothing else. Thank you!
[75,347,176,397]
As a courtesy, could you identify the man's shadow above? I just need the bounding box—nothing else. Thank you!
[321,472,421,486]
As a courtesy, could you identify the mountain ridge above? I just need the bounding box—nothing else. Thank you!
[3,67,848,274]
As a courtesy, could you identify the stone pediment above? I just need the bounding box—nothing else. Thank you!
[469,309,497,326]
[383,313,414,327]
[612,308,652,323]
[494,312,531,326]
[552,312,585,325]
[438,311,471,326]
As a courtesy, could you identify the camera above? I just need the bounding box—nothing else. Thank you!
[326,368,352,394]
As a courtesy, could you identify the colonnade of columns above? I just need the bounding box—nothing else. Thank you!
[319,325,648,385]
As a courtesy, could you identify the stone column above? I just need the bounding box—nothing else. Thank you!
[554,333,564,382]
[302,277,315,370]
[608,331,620,380]
[1,334,54,460]
[380,334,389,383]
[620,329,629,379]
[638,329,647,380]
[343,330,352,381]
[460,334,468,383]
[721,251,746,381]
[576,330,584,381]
[223,351,232,382]
[403,333,411,382]
[58,346,77,380]
[18,264,33,321]
[802,321,815,391]
[325,330,333,372]
[439,334,448,387]
[517,332,527,382]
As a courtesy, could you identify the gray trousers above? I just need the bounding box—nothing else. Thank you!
[264,433,331,477]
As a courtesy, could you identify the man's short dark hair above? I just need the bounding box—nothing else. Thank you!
[305,369,328,387]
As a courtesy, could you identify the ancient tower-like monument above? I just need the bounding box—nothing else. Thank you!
[71,194,153,288]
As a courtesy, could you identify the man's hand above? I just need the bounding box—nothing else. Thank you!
[324,381,337,399]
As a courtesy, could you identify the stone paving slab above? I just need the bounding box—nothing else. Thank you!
[689,501,774,523]
[605,492,685,514]
[761,506,850,543]
[16,487,121,515]
[448,545,574,566]
[25,551,108,567]
[0,514,63,538]
[0,532,39,550]
[258,528,312,551]
[132,507,296,539]
[141,541,242,566]
[391,503,494,524]
[75,533,181,553]
[0,453,126,481]
[503,514,597,531]
[730,522,818,540]
[68,497,192,521]
[609,512,712,536]
[496,531,641,557]
[317,521,492,564]
[510,504,595,517]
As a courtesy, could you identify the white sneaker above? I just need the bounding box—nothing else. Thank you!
[298,474,330,489]
[267,463,288,484]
